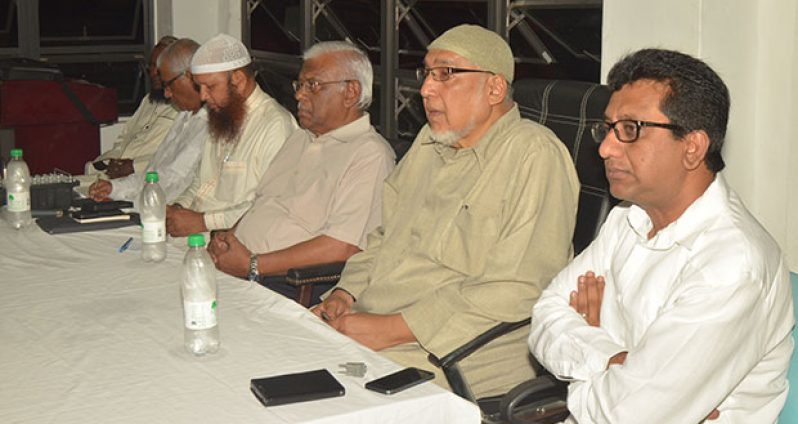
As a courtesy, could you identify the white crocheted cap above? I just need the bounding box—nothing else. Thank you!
[190,33,252,74]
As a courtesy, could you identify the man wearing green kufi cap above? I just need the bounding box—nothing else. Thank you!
[315,24,579,398]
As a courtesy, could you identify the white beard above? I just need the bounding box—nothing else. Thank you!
[429,119,477,147]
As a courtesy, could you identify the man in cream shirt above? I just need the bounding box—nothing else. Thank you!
[208,41,394,304]
[85,35,179,180]
[167,33,296,236]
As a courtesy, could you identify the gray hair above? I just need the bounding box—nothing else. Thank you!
[303,41,373,110]
[157,38,200,75]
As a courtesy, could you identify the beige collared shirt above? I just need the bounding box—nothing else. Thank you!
[235,114,395,253]
[174,86,297,230]
[90,94,179,175]
[335,105,580,396]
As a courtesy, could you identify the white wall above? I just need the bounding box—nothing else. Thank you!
[603,0,798,271]
[168,0,242,43]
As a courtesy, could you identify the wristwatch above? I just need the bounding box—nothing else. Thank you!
[247,253,260,282]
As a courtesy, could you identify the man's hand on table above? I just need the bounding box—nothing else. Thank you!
[313,290,416,350]
[166,204,207,237]
[207,230,249,278]
[105,159,134,179]
[88,179,113,202]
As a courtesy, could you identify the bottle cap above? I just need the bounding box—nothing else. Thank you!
[145,171,159,183]
[10,148,22,158]
[187,234,205,247]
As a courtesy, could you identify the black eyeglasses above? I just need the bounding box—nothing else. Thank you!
[416,67,494,82]
[162,70,187,89]
[291,79,355,94]
[591,119,683,143]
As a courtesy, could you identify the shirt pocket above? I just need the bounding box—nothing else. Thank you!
[437,201,501,276]
[215,160,247,202]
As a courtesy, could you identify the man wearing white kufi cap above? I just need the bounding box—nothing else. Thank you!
[167,33,297,236]
[315,24,579,398]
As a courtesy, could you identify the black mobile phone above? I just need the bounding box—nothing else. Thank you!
[364,367,435,395]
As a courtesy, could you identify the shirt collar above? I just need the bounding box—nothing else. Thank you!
[627,173,727,250]
[424,104,521,167]
[312,113,371,144]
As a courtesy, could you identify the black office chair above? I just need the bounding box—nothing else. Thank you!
[426,79,616,424]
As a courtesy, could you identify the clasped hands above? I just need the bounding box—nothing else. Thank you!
[207,230,250,277]
[312,290,414,351]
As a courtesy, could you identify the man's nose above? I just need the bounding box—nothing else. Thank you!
[598,130,621,159]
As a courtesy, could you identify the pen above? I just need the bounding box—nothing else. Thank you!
[118,237,134,253]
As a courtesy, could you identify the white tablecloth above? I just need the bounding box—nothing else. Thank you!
[0,220,480,423]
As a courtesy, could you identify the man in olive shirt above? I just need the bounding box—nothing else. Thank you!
[314,24,580,398]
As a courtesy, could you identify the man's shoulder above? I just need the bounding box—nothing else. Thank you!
[498,117,571,159]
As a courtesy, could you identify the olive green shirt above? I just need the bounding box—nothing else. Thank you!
[337,105,580,360]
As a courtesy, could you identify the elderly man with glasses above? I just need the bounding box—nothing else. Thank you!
[529,49,794,423]
[88,38,208,206]
[313,24,580,398]
[208,41,395,300]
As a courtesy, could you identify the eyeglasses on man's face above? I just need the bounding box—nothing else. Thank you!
[416,66,494,82]
[291,79,355,94]
[591,119,684,144]
[162,70,187,90]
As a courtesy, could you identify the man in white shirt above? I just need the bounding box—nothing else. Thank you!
[207,42,395,303]
[166,33,297,236]
[528,49,794,423]
[87,38,208,207]
[85,35,179,180]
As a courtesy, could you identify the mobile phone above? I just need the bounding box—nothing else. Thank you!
[364,367,435,394]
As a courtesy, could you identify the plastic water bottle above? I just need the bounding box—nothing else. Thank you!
[139,171,166,262]
[5,148,31,229]
[181,233,220,356]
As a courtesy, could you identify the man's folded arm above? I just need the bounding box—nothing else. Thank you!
[564,273,778,423]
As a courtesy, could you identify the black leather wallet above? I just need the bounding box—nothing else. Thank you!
[250,369,345,407]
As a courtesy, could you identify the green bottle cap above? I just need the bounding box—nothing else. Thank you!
[145,171,159,183]
[187,234,205,247]
[10,148,22,158]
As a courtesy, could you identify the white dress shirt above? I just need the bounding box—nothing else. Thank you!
[529,174,794,423]
[108,108,208,207]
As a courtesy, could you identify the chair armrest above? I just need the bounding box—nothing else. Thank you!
[428,319,530,369]
[285,261,347,287]
[427,319,530,402]
[498,375,569,424]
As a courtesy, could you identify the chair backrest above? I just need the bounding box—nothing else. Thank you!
[513,79,617,254]
[780,272,798,423]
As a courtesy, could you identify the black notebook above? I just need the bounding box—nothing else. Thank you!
[36,213,140,234]
[250,369,345,407]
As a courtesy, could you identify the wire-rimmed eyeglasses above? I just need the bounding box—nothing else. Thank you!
[291,79,355,94]
[416,66,494,82]
[162,70,187,90]
[591,119,684,143]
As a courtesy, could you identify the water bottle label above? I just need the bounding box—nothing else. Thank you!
[7,190,30,212]
[142,221,166,242]
[183,300,217,330]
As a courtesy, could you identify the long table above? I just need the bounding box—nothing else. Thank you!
[0,220,480,423]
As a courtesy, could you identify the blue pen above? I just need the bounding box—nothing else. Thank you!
[118,237,134,253]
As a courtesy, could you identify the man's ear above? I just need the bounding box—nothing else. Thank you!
[343,80,361,108]
[487,75,508,105]
[230,69,246,91]
[683,130,710,171]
